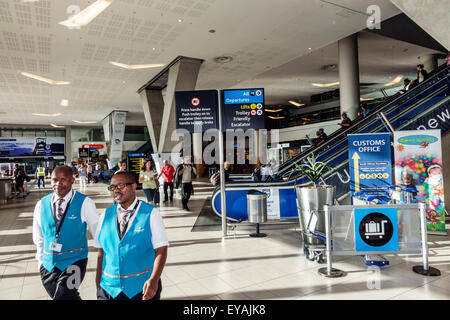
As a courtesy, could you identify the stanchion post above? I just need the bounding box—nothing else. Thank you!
[218,90,227,237]
[412,203,441,276]
[318,205,344,278]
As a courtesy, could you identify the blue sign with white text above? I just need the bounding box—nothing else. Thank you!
[354,207,399,252]
[348,133,392,203]
[221,88,265,130]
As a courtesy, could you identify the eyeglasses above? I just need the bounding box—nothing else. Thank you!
[107,182,134,191]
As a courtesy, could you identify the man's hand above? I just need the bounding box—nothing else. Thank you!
[142,278,159,300]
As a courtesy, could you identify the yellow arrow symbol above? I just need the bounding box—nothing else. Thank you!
[352,152,360,192]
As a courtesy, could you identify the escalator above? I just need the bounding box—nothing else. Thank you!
[212,64,450,221]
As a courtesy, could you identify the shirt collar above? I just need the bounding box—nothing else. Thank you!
[52,189,74,204]
[117,196,138,212]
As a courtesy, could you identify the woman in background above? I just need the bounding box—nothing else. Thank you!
[139,160,158,205]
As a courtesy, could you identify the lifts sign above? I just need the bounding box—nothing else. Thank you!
[348,133,392,203]
[222,88,265,130]
[175,90,218,133]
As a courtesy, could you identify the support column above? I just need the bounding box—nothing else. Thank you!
[159,58,202,153]
[419,54,440,73]
[193,132,205,176]
[338,33,360,121]
[65,125,72,165]
[140,89,164,154]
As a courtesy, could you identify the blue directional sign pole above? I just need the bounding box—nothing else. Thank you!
[218,89,227,237]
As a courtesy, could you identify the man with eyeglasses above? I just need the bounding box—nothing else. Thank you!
[32,165,99,300]
[94,171,168,300]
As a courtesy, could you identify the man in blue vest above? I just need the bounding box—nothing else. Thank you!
[32,165,99,300]
[95,171,168,300]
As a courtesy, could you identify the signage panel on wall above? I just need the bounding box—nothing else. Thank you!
[0,137,65,157]
[221,88,265,130]
[78,148,89,158]
[393,130,446,234]
[127,152,145,183]
[175,90,218,133]
[348,133,392,203]
[110,111,127,167]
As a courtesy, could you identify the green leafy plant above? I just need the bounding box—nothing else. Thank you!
[287,154,331,187]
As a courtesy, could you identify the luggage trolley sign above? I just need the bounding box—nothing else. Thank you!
[174,90,219,133]
[354,207,399,252]
[221,88,265,130]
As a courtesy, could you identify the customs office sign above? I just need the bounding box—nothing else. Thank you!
[175,90,219,133]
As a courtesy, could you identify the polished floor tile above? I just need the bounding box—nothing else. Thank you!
[1,180,450,300]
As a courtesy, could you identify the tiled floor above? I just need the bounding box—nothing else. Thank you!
[1,179,450,300]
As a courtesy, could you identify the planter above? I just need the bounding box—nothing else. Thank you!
[295,185,335,252]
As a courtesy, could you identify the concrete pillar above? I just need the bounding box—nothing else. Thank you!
[193,132,205,176]
[65,125,72,165]
[419,53,440,73]
[140,89,164,154]
[338,33,360,121]
[389,0,450,51]
[159,58,202,153]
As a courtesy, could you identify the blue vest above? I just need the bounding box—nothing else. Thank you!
[41,191,88,272]
[98,201,155,299]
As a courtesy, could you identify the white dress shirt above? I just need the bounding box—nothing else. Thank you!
[94,197,169,250]
[32,190,100,268]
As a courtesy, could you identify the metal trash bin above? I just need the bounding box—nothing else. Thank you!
[0,178,12,204]
[247,190,267,237]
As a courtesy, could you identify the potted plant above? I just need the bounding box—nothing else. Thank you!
[287,154,335,262]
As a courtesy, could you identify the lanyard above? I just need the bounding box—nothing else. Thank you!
[52,190,75,242]
[116,200,141,239]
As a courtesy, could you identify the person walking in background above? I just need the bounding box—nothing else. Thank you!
[139,160,158,205]
[32,165,99,300]
[35,163,46,189]
[338,112,352,128]
[177,157,197,211]
[416,64,429,83]
[87,163,93,184]
[115,160,127,174]
[78,163,87,190]
[95,172,168,300]
[158,160,175,204]
[13,163,26,198]
[400,78,411,93]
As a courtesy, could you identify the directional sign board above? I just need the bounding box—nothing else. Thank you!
[175,90,218,133]
[221,88,265,130]
[348,133,392,203]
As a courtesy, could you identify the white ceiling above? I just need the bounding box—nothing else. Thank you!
[0,0,431,127]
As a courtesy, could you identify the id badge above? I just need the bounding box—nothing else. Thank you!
[49,242,62,252]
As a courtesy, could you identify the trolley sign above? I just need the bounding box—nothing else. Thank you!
[354,207,399,252]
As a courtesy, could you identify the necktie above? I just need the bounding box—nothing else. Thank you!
[56,197,65,221]
[119,207,132,235]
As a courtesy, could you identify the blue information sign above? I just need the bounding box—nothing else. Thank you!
[354,207,399,252]
[221,88,265,130]
[348,133,392,203]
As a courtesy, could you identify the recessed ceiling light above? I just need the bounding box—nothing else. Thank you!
[289,101,305,107]
[312,82,340,88]
[50,123,65,128]
[32,113,62,117]
[384,75,403,87]
[265,108,283,113]
[20,72,70,85]
[213,56,233,64]
[59,0,112,28]
[60,99,69,107]
[73,120,98,124]
[209,29,216,33]
[109,61,165,70]
[178,18,182,22]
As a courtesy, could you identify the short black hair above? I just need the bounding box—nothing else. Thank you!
[112,171,136,183]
